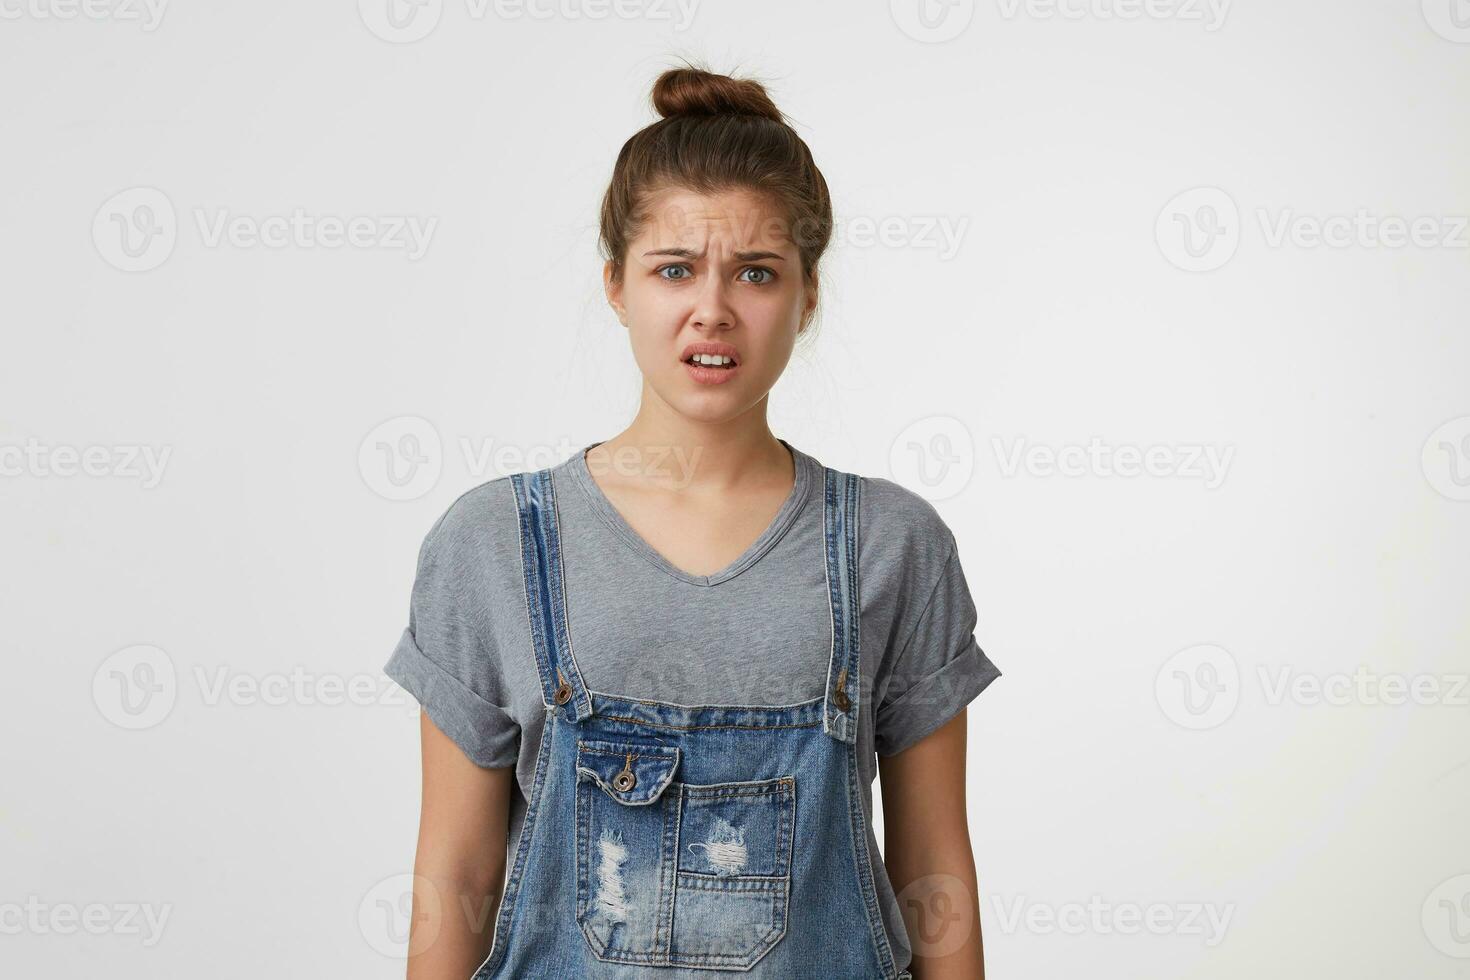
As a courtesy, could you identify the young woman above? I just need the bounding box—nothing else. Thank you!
[385,66,1001,980]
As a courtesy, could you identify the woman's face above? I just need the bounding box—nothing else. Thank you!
[604,185,816,424]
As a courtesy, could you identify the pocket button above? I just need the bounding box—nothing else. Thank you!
[612,769,636,792]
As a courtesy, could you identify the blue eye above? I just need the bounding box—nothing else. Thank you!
[740,267,775,285]
[657,264,692,280]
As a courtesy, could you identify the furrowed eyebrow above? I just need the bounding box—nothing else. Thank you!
[641,247,787,262]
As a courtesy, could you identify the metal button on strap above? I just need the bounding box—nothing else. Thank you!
[553,670,572,705]
[833,667,851,712]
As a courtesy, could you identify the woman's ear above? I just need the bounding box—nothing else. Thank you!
[798,277,818,333]
[603,260,628,327]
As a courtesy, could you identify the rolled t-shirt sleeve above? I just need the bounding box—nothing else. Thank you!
[874,534,1001,758]
[384,510,521,769]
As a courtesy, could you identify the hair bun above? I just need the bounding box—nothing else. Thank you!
[651,67,784,123]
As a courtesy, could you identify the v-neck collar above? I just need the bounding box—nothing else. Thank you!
[566,438,815,588]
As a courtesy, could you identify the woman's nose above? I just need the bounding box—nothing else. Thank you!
[689,275,735,330]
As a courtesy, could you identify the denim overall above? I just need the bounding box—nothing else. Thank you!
[473,463,912,979]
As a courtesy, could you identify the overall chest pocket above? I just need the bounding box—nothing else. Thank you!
[574,738,796,972]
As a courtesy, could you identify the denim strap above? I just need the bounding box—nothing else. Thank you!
[822,466,862,744]
[510,467,593,721]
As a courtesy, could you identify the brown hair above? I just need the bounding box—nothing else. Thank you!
[598,64,833,309]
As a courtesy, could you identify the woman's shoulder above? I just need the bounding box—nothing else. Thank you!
[846,467,955,544]
[416,470,538,570]
[848,470,959,584]
[798,447,950,541]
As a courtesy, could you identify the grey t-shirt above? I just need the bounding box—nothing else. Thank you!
[383,439,1001,969]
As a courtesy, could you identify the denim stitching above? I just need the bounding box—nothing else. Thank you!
[471,703,552,979]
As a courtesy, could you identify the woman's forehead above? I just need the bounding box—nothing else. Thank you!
[635,190,794,252]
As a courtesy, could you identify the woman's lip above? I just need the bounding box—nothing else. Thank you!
[683,360,740,385]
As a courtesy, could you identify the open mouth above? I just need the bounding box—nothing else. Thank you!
[683,354,738,370]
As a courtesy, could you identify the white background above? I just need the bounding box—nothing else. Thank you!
[3,1,1468,977]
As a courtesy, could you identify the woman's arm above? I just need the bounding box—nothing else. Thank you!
[404,713,515,980]
[878,708,987,980]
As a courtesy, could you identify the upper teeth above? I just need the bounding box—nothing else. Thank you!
[692,354,733,366]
